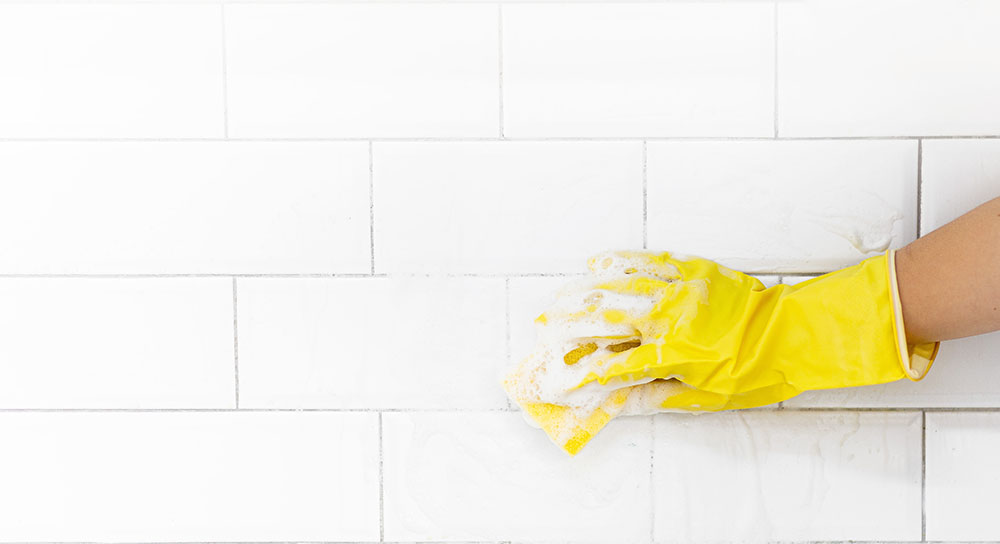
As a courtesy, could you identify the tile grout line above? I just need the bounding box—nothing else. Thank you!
[0,542,532,544]
[772,0,779,138]
[917,139,923,237]
[504,278,513,410]
[232,277,240,409]
[2,542,993,544]
[4,540,1000,544]
[369,141,376,274]
[378,412,385,542]
[0,408,518,413]
[497,3,505,139]
[0,407,998,413]
[922,410,927,541]
[0,271,835,279]
[648,415,655,544]
[220,3,229,139]
[0,272,593,279]
[4,135,1000,142]
[642,140,648,249]
[0,542,573,544]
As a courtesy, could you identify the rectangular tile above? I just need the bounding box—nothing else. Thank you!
[778,0,1000,136]
[0,278,234,408]
[646,140,918,273]
[374,142,643,274]
[925,412,1000,540]
[226,4,499,137]
[921,139,1000,233]
[0,4,223,138]
[503,3,773,137]
[654,411,922,541]
[0,412,379,541]
[238,278,508,409]
[383,412,651,542]
[0,142,370,274]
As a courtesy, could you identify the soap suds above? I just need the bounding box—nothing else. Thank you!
[503,251,695,420]
[799,189,902,253]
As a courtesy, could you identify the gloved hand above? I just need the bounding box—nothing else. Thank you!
[503,250,939,455]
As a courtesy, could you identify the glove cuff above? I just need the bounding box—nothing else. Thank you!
[887,249,939,381]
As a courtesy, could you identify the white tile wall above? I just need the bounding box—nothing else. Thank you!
[237,277,508,409]
[0,142,370,274]
[654,411,922,541]
[502,3,774,137]
[646,140,918,273]
[0,5,224,138]
[373,142,643,274]
[0,412,380,541]
[922,140,1000,233]
[0,278,234,408]
[226,4,499,138]
[778,0,1000,137]
[383,412,651,542]
[1,1,998,542]
[925,412,1000,540]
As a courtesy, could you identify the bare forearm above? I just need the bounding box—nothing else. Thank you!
[895,196,1000,344]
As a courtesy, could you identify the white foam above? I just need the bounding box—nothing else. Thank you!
[505,251,685,415]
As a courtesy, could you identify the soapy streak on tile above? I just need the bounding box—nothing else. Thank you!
[687,183,903,257]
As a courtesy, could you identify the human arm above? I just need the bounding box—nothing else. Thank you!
[896,196,1000,344]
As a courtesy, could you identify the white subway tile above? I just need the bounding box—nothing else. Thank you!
[926,412,1000,540]
[383,412,651,542]
[646,140,918,273]
[778,0,1000,136]
[0,412,379,541]
[0,5,223,138]
[922,139,1000,233]
[503,3,774,137]
[0,142,369,274]
[226,4,499,138]
[374,142,643,274]
[0,279,233,409]
[238,278,508,409]
[654,411,922,541]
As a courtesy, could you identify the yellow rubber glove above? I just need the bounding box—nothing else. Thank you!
[503,250,939,455]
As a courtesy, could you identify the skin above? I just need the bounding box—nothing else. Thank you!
[895,196,1000,344]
